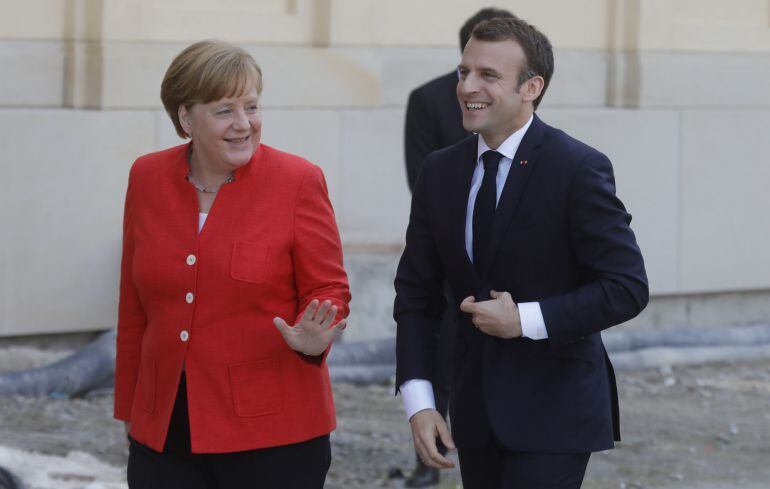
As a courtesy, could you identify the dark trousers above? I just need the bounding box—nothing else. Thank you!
[127,374,331,489]
[457,441,590,489]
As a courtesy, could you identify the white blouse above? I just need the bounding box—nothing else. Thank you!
[198,212,208,233]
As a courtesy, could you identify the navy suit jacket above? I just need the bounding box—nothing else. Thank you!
[394,114,649,453]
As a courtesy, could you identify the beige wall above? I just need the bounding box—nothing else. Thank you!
[1,1,769,337]
[4,0,769,51]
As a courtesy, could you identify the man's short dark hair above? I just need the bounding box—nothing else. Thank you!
[459,7,515,52]
[471,17,554,110]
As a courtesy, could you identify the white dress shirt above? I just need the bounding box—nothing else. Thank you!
[400,114,549,420]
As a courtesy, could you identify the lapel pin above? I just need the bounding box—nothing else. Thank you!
[519,160,528,166]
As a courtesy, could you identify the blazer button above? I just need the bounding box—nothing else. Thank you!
[185,292,194,303]
[180,330,190,342]
[186,254,196,265]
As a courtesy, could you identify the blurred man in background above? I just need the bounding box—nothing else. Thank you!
[401,7,514,487]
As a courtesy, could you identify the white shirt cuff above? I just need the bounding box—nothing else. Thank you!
[399,379,436,420]
[519,301,548,340]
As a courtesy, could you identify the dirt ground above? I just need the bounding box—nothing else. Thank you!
[1,356,769,489]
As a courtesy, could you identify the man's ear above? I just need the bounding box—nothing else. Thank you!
[522,76,545,104]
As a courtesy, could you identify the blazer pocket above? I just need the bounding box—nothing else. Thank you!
[230,241,270,284]
[228,359,283,417]
[135,355,156,413]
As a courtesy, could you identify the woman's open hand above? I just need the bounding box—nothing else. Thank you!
[273,299,347,356]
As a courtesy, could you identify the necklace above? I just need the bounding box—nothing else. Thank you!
[186,172,234,193]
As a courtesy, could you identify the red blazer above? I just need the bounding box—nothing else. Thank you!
[114,143,351,453]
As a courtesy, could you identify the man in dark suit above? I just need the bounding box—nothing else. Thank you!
[402,7,513,487]
[395,16,648,489]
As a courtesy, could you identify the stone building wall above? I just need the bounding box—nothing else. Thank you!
[1,0,769,338]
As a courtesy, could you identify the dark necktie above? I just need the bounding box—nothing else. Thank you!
[473,150,503,275]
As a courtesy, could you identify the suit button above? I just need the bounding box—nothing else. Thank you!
[180,330,189,342]
[185,292,194,303]
[186,254,196,265]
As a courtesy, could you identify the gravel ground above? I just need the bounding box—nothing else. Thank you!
[1,356,769,489]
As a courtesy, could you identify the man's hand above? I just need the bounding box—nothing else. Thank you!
[460,290,522,339]
[274,299,347,356]
[409,409,456,469]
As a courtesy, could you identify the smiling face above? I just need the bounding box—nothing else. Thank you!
[457,37,542,148]
[179,88,262,173]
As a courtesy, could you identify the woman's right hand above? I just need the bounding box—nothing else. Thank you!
[273,299,346,356]
[123,421,130,437]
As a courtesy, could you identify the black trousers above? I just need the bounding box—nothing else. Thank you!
[458,440,590,489]
[127,374,331,489]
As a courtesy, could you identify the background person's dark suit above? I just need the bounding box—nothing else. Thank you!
[401,11,512,486]
[404,71,470,192]
[402,71,470,463]
[395,114,648,485]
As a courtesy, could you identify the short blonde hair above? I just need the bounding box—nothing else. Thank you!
[161,40,263,138]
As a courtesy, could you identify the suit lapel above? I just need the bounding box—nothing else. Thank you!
[450,135,481,280]
[481,115,547,278]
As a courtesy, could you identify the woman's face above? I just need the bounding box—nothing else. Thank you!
[180,88,262,172]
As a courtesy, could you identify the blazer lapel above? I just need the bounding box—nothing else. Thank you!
[481,115,547,278]
[450,135,482,281]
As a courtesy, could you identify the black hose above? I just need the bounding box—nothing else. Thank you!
[602,323,770,353]
[0,330,115,398]
[0,466,24,489]
[2,324,770,396]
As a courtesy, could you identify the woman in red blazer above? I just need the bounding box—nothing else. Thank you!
[114,40,351,488]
